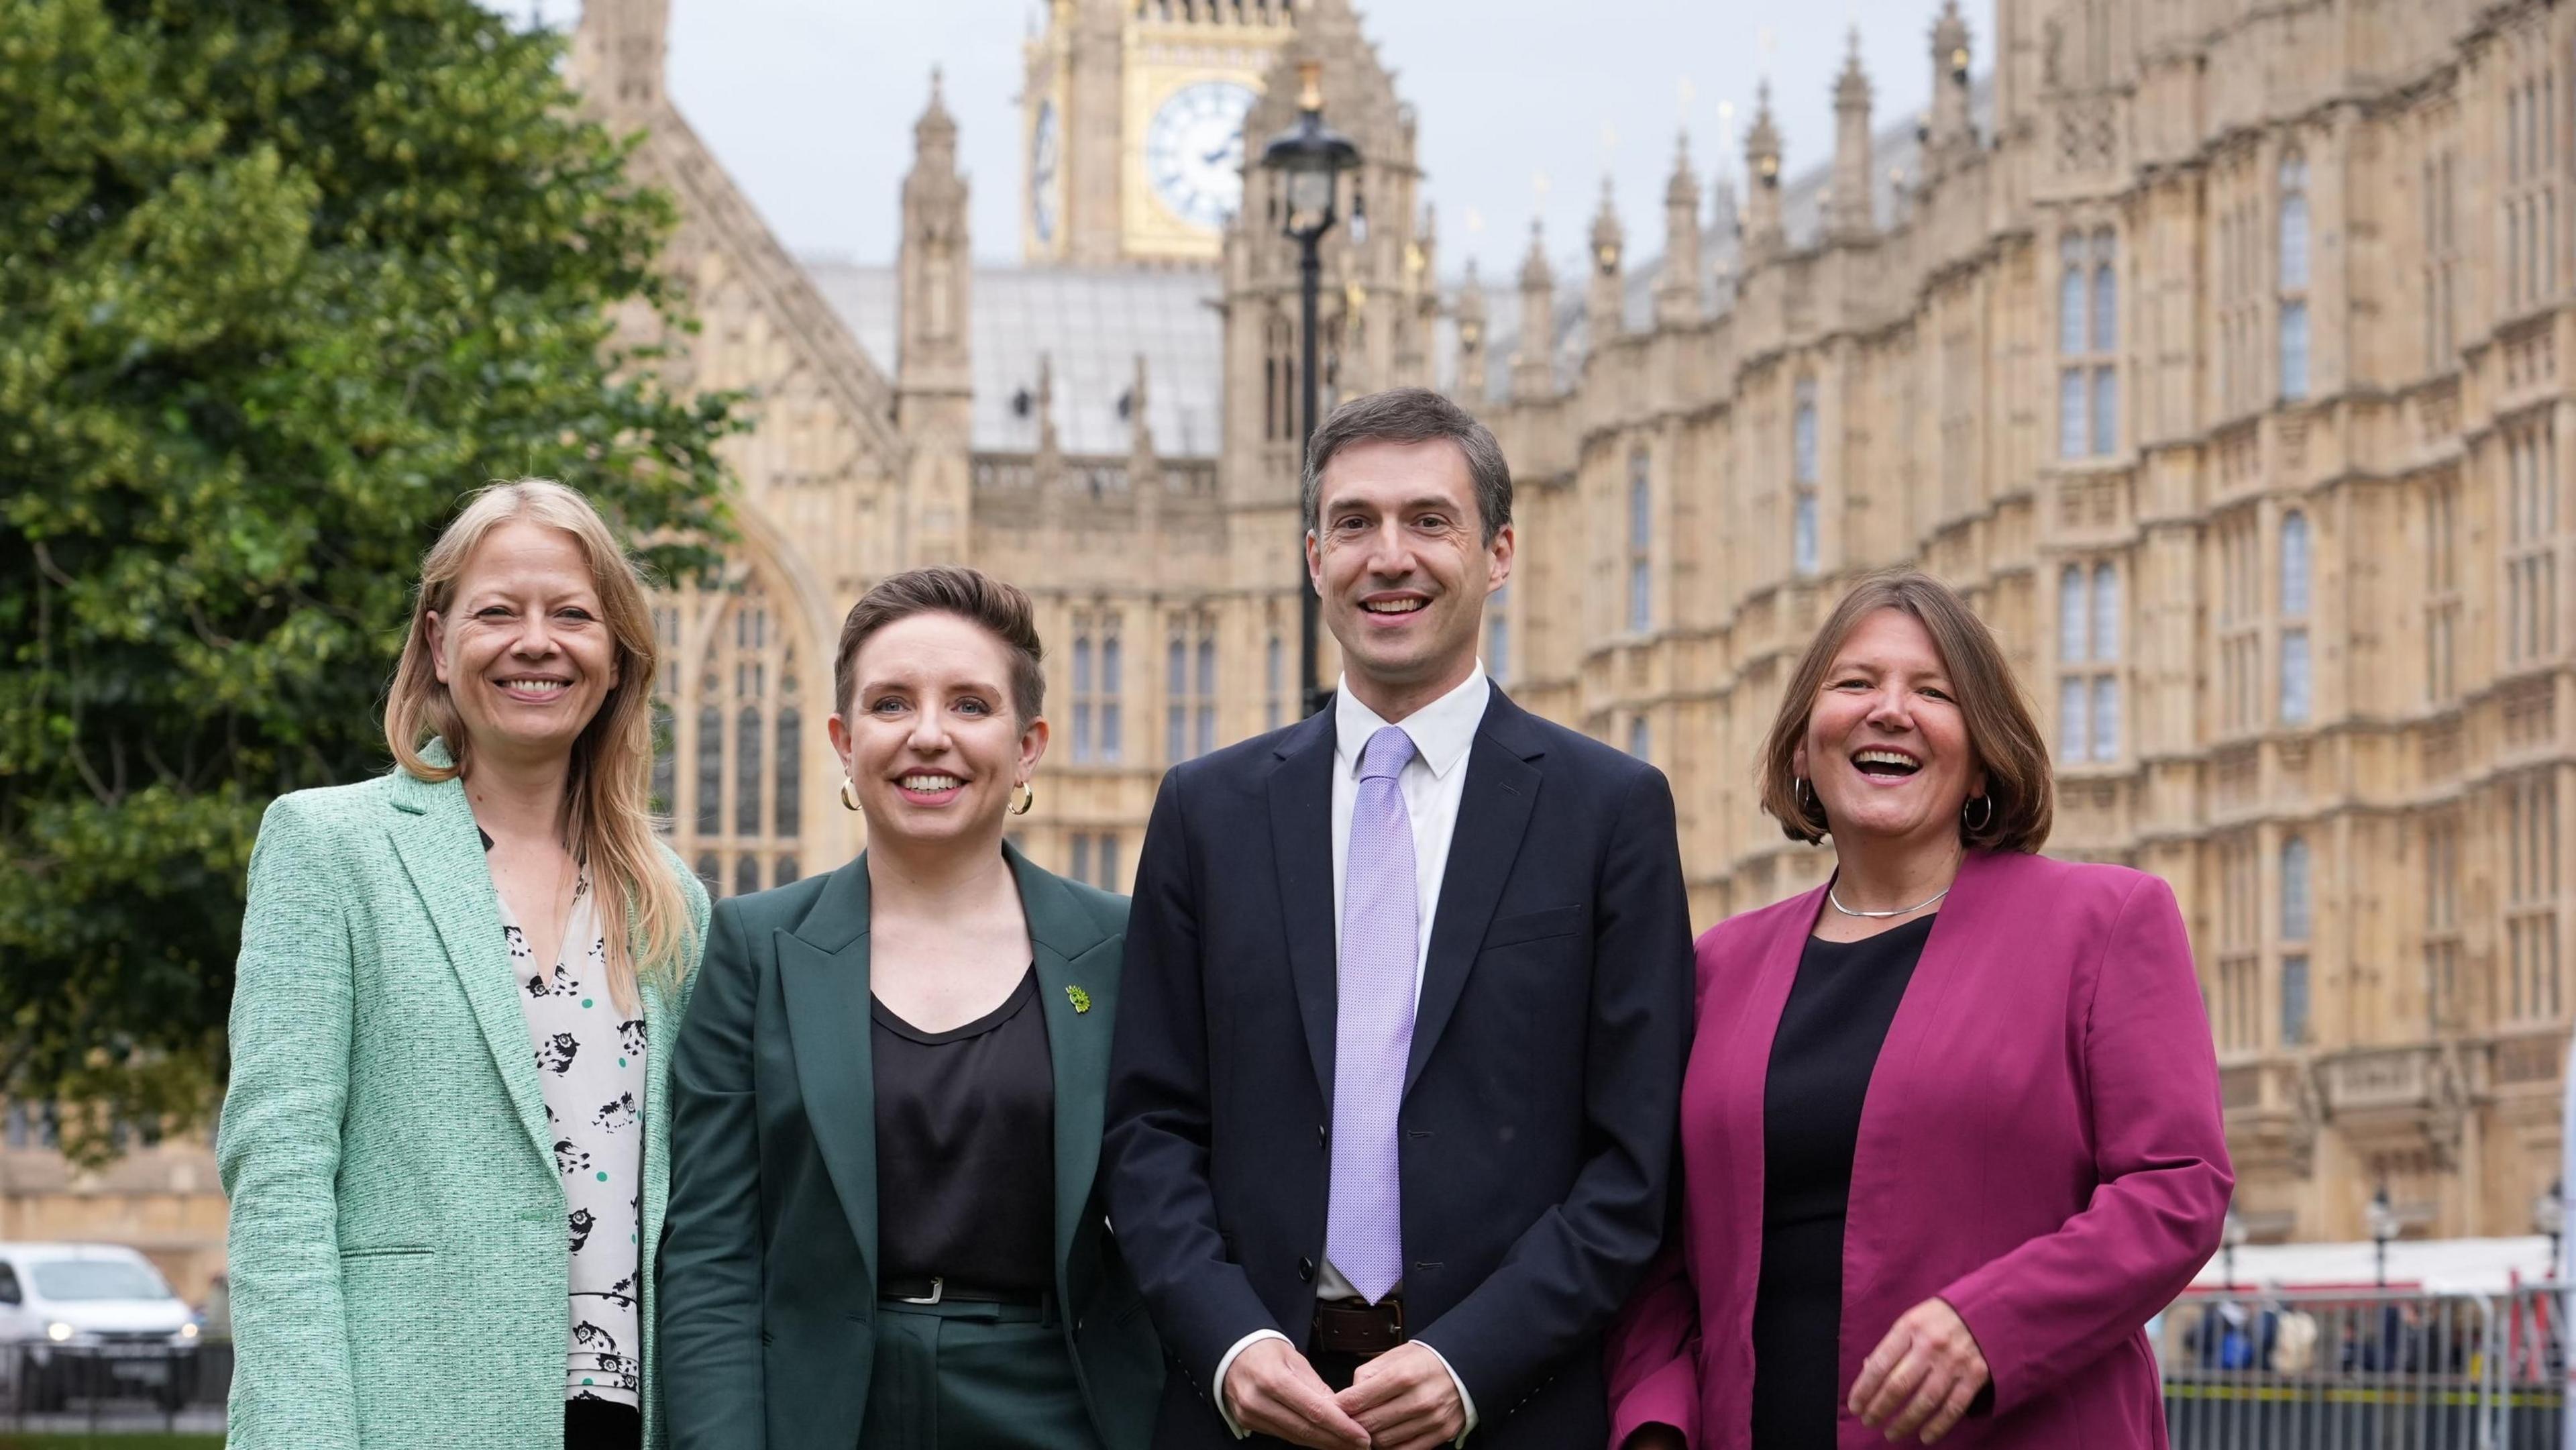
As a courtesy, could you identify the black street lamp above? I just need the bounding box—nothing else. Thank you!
[1260,60,1362,721]
[2366,1184,2399,1288]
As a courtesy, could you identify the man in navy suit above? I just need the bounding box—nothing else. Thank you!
[1105,388,1694,1449]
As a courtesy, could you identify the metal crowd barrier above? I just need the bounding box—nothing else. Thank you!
[2161,1284,2567,1449]
[0,1336,230,1435]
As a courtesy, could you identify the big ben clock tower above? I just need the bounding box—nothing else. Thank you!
[1022,0,1297,266]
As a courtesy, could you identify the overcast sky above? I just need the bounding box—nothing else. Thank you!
[496,1,1995,279]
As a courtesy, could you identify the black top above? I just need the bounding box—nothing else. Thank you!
[871,966,1057,1294]
[1751,915,1934,1449]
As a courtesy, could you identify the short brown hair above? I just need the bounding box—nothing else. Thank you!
[1758,568,2053,853]
[1303,386,1513,543]
[833,566,1046,723]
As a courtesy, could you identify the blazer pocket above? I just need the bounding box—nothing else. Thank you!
[1482,904,1585,951]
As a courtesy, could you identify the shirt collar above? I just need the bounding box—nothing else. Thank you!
[1333,664,1490,782]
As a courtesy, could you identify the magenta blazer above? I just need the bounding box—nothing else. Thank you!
[1606,849,2232,1449]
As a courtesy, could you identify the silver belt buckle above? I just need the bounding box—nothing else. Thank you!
[898,1276,944,1306]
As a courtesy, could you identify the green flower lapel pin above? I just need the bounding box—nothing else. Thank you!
[1065,984,1093,1015]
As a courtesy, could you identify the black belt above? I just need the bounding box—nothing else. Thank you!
[1309,1295,1406,1357]
[878,1274,1047,1308]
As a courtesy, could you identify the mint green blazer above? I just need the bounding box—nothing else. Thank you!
[215,747,708,1450]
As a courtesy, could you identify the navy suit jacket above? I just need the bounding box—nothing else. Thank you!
[1103,686,1695,1448]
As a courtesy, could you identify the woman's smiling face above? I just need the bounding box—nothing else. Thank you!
[831,611,1046,850]
[1794,607,1986,847]
[426,519,621,768]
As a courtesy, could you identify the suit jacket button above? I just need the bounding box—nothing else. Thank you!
[1297,1256,1316,1283]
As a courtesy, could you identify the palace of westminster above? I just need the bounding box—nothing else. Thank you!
[27,0,2576,1299]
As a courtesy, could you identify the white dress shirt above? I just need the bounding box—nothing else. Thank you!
[1212,667,1488,1443]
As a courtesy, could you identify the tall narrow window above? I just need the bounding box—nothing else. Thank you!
[1099,630,1123,761]
[1627,716,1651,760]
[1487,584,1511,684]
[2215,834,2260,1052]
[2426,472,2461,702]
[736,706,763,836]
[2506,771,2563,1023]
[1628,448,1653,633]
[1167,630,1189,764]
[2504,73,2561,312]
[1070,833,1092,888]
[774,707,801,838]
[2219,512,2261,733]
[2505,418,2560,667]
[1195,632,1218,757]
[1165,613,1217,763]
[2090,229,2118,454]
[2278,154,2311,401]
[1071,623,1095,762]
[2281,835,2313,941]
[2058,236,2086,462]
[2424,146,2458,368]
[1792,379,1820,576]
[2059,231,2118,458]
[2279,511,2312,723]
[2423,813,2461,1031]
[2057,565,2089,764]
[2090,563,2121,760]
[695,705,722,836]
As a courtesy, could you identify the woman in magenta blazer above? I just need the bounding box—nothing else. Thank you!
[1609,570,2231,1449]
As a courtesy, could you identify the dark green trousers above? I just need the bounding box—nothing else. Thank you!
[859,1298,1108,1450]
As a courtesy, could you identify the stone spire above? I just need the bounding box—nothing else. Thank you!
[898,68,971,420]
[1742,82,1786,266]
[1928,1,1976,165]
[1513,219,1557,401]
[1128,354,1163,526]
[1454,260,1489,401]
[568,0,668,117]
[1827,30,1876,243]
[1587,177,1626,346]
[1657,132,1703,327]
[1034,355,1062,477]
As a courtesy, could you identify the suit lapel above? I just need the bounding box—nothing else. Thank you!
[779,856,879,1294]
[1266,710,1342,1102]
[1845,850,2002,1302]
[382,762,552,1172]
[1405,692,1543,1096]
[1012,849,1116,1296]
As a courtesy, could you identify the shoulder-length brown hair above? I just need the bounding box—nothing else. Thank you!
[1758,568,2053,853]
[383,479,693,1009]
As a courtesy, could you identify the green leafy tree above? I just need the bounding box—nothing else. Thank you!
[0,0,737,1163]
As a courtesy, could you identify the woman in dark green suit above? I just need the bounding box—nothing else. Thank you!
[661,566,1159,1450]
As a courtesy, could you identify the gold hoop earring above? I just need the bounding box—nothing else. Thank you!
[1962,794,1995,832]
[839,778,861,812]
[1010,782,1036,817]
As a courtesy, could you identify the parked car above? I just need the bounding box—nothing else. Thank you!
[0,1243,200,1411]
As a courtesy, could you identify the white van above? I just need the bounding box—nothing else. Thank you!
[0,1243,200,1410]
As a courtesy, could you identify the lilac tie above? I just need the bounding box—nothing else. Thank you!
[1328,723,1419,1305]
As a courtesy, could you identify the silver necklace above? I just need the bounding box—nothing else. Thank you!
[1827,882,1951,919]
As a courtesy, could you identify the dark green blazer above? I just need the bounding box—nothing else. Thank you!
[658,845,1161,1450]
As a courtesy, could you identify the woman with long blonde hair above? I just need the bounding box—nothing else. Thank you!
[218,479,708,1450]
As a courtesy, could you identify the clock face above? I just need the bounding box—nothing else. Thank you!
[1146,80,1258,231]
[1032,100,1061,244]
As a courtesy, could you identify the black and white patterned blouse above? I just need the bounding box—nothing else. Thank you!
[498,866,646,1409]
